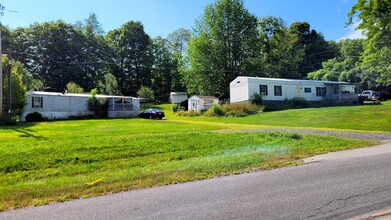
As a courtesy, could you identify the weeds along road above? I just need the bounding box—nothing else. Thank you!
[1,142,391,220]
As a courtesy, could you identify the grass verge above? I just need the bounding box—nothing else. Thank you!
[0,119,375,211]
[165,101,391,132]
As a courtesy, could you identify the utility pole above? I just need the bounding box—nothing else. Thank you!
[0,28,2,116]
[7,51,11,116]
[0,3,5,117]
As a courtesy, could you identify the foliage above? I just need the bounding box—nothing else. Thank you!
[203,104,225,117]
[263,97,310,112]
[87,89,108,118]
[250,93,263,106]
[66,82,84,93]
[106,21,152,96]
[222,102,261,117]
[150,37,175,101]
[137,86,155,102]
[348,0,391,86]
[11,21,101,92]
[1,56,28,117]
[187,0,260,98]
[25,112,44,122]
[99,73,121,95]
[167,28,191,92]
[0,118,374,210]
[202,103,260,117]
[175,109,201,117]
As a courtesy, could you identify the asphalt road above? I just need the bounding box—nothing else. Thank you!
[1,142,391,220]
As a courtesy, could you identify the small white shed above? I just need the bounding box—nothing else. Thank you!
[188,95,219,113]
[20,91,141,121]
[170,92,188,104]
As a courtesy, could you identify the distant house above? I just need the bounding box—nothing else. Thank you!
[170,92,188,104]
[20,91,141,121]
[230,76,358,105]
[188,95,219,112]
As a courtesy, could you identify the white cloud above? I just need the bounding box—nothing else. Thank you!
[339,18,366,41]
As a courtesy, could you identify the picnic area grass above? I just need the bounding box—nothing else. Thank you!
[0,117,376,211]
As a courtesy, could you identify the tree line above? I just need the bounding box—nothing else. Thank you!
[2,0,390,107]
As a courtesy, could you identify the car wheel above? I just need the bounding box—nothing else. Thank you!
[149,115,153,119]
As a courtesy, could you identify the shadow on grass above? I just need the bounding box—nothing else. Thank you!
[0,122,46,139]
[12,128,45,139]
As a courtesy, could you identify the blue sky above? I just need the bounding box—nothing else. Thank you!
[0,0,363,41]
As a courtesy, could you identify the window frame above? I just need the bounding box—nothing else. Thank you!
[32,97,43,108]
[304,88,311,93]
[316,87,327,97]
[274,85,282,96]
[259,84,268,96]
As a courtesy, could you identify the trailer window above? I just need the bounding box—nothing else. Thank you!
[316,87,327,97]
[32,97,43,108]
[260,85,268,96]
[274,86,282,96]
[304,88,311,93]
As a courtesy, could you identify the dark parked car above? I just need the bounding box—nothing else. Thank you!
[139,108,165,119]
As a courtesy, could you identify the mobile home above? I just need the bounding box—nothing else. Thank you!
[230,76,358,105]
[20,91,141,121]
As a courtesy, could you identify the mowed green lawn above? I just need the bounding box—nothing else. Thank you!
[0,115,375,211]
[165,101,391,132]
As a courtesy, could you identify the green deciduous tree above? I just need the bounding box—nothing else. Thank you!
[106,21,152,96]
[258,16,303,79]
[99,73,121,95]
[1,56,28,117]
[167,28,191,92]
[137,86,155,103]
[150,37,176,101]
[187,0,260,98]
[66,82,84,93]
[348,0,391,86]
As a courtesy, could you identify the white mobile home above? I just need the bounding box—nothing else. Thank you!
[170,92,188,104]
[230,76,358,105]
[188,95,219,112]
[20,91,141,121]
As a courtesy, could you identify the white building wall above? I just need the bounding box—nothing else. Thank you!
[229,77,354,103]
[188,96,219,112]
[20,95,92,121]
[20,92,141,121]
[170,92,188,104]
[230,77,249,103]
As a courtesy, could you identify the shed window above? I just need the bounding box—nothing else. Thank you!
[304,88,311,93]
[274,86,282,96]
[32,97,43,108]
[316,87,327,97]
[260,85,268,96]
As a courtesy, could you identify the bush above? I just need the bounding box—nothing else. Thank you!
[288,97,310,108]
[203,104,225,117]
[175,110,200,117]
[25,112,43,122]
[250,93,263,106]
[87,89,108,118]
[222,103,261,117]
[171,104,179,113]
[0,115,17,125]
[263,97,311,112]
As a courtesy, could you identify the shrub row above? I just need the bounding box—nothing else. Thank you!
[203,103,261,117]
